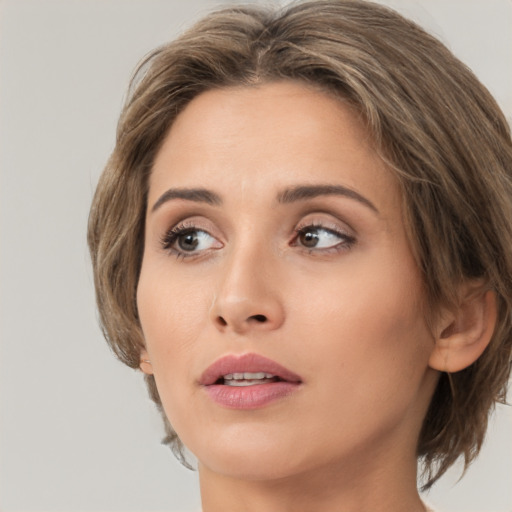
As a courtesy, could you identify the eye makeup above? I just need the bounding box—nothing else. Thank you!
[292,222,356,254]
[158,213,357,262]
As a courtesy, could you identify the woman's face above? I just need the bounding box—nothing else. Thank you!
[137,81,439,481]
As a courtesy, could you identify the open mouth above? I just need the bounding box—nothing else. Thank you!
[216,372,281,387]
[200,353,302,409]
[200,353,302,387]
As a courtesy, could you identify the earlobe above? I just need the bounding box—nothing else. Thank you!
[428,286,497,373]
[139,349,154,375]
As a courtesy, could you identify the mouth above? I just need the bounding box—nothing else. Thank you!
[199,352,302,386]
[199,353,302,409]
[220,372,281,386]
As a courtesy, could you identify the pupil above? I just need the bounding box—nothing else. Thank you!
[301,230,318,248]
[179,232,199,251]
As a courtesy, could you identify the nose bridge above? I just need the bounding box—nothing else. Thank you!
[210,229,284,333]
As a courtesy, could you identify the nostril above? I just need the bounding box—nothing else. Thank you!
[251,314,267,323]
[217,316,228,326]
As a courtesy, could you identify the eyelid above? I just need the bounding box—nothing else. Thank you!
[159,217,223,258]
[157,213,356,259]
[293,224,354,244]
[158,214,221,242]
[294,214,355,238]
[291,215,357,252]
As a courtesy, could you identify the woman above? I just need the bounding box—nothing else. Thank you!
[88,1,512,510]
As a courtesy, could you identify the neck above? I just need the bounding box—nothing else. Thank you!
[199,448,425,512]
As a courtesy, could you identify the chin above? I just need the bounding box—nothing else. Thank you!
[200,452,312,483]
[184,422,316,481]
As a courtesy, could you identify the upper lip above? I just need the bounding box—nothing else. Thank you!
[199,353,303,386]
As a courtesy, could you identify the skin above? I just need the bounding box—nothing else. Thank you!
[136,81,484,512]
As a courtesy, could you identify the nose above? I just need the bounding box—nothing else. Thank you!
[209,246,285,334]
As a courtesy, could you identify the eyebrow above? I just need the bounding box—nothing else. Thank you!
[151,188,222,212]
[277,184,379,213]
[150,183,378,214]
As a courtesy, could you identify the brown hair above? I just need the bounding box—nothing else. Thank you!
[87,0,512,488]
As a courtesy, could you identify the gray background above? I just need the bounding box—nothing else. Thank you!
[0,0,511,511]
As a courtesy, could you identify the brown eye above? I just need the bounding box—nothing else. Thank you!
[178,231,200,251]
[295,226,355,250]
[299,230,320,248]
[162,227,221,256]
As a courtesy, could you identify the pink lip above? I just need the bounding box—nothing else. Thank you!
[199,353,302,410]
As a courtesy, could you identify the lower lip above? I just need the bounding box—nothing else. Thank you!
[203,381,301,409]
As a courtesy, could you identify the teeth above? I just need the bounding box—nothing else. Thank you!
[225,378,277,387]
[224,372,275,380]
[222,372,278,386]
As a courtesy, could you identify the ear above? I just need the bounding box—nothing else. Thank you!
[429,282,497,373]
[139,348,154,375]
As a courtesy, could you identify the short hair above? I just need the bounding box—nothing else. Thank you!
[87,0,512,489]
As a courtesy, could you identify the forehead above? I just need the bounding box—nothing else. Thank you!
[149,81,399,214]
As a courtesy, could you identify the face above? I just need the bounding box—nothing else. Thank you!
[137,81,439,482]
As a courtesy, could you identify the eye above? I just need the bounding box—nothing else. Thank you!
[161,225,221,257]
[294,225,355,251]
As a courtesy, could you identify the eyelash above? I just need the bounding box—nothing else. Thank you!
[293,223,356,254]
[160,221,356,259]
[160,222,209,259]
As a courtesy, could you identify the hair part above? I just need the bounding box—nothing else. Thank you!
[88,0,512,489]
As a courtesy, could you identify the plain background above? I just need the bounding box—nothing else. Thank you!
[0,0,511,511]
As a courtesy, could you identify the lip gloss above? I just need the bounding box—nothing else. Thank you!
[204,380,301,409]
[199,353,303,409]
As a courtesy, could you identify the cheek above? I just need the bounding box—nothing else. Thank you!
[291,249,432,399]
[138,263,204,343]
[136,265,211,429]
[136,262,214,393]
